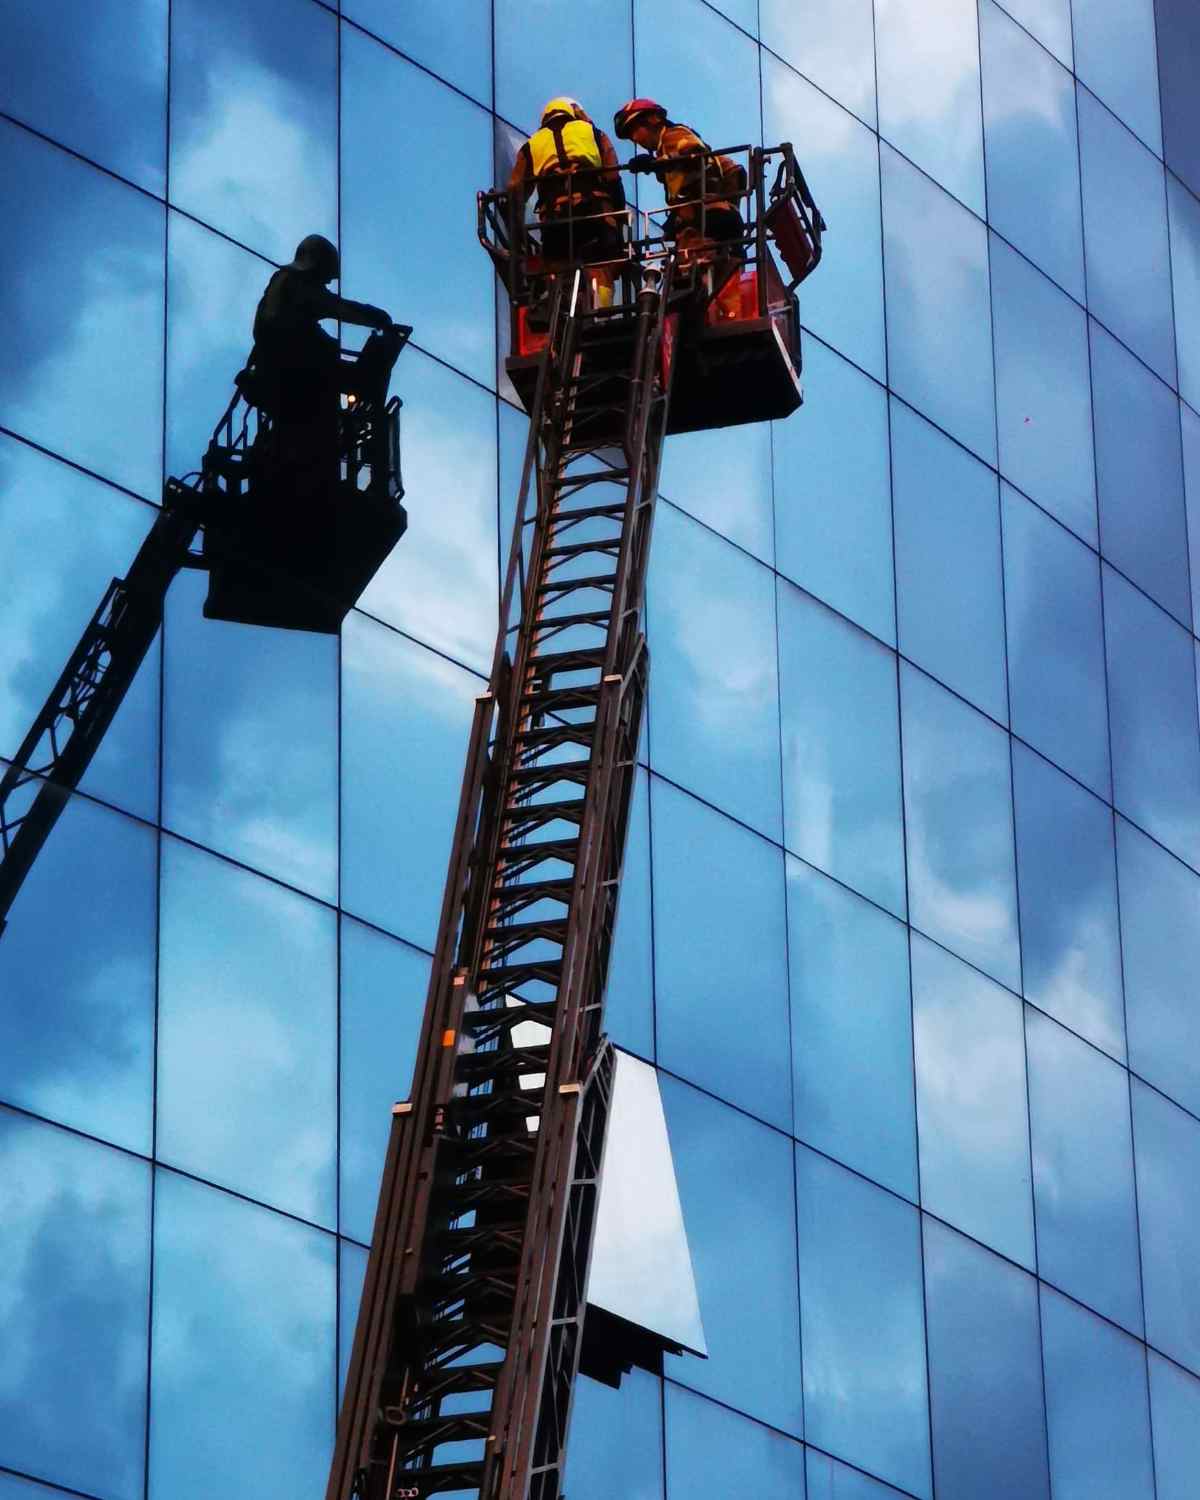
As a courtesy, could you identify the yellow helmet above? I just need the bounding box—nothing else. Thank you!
[541,96,586,125]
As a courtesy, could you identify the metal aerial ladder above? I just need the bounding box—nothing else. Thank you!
[0,326,409,935]
[331,144,823,1500]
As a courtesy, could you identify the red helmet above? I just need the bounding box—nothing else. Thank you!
[613,98,667,140]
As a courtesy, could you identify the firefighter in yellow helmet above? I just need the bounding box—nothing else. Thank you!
[613,98,746,319]
[508,97,626,308]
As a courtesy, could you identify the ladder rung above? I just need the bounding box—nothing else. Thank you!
[493,836,579,866]
[506,760,592,789]
[536,572,615,596]
[531,608,612,632]
[502,797,584,827]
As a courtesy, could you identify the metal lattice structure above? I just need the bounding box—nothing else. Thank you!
[329,264,676,1500]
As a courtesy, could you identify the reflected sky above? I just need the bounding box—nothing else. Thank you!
[2,120,164,498]
[778,584,906,918]
[338,1238,368,1403]
[604,769,654,1060]
[0,437,160,821]
[495,0,633,135]
[658,422,773,565]
[652,781,791,1129]
[763,57,886,381]
[169,0,336,265]
[150,1170,335,1500]
[164,570,338,902]
[1167,173,1200,415]
[901,665,1020,990]
[1131,1081,1200,1375]
[995,0,1072,65]
[1026,1008,1142,1333]
[0,1474,86,1499]
[1072,0,1162,154]
[0,796,156,1156]
[980,1,1084,301]
[647,505,782,841]
[806,1450,912,1500]
[1148,1352,1200,1500]
[634,0,761,155]
[912,935,1035,1268]
[0,1111,150,1500]
[1187,406,1200,637]
[344,0,492,106]
[796,1147,932,1497]
[666,1385,805,1499]
[875,0,984,214]
[564,1368,662,1500]
[1013,744,1124,1060]
[881,146,996,465]
[760,0,876,125]
[340,613,480,948]
[0,0,167,194]
[158,838,337,1226]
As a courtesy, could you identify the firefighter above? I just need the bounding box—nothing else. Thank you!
[613,98,746,319]
[248,234,393,491]
[509,97,627,309]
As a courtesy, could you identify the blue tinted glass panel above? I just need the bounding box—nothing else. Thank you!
[647,506,781,840]
[163,571,338,902]
[980,2,1084,299]
[1026,1008,1142,1331]
[1132,1081,1200,1374]
[760,0,876,125]
[796,1149,931,1497]
[633,0,760,158]
[661,1078,803,1434]
[994,0,1072,63]
[0,0,167,193]
[1002,487,1109,797]
[1117,817,1200,1120]
[1168,174,1200,414]
[652,782,790,1129]
[892,400,1007,721]
[566,1369,662,1500]
[762,59,885,380]
[169,0,336,264]
[1078,87,1176,385]
[659,423,773,564]
[341,616,479,948]
[1103,566,1200,869]
[166,213,270,478]
[0,439,159,820]
[806,1451,911,1500]
[1156,0,1200,197]
[342,30,494,388]
[923,1219,1049,1500]
[875,0,984,212]
[0,1477,82,1499]
[0,797,155,1155]
[1186,406,1200,634]
[667,1384,803,1499]
[1,122,164,498]
[901,666,1020,988]
[1013,745,1124,1058]
[356,351,498,674]
[1148,1353,1200,1500]
[1091,322,1189,625]
[992,240,1095,541]
[158,838,337,1226]
[340,922,431,1243]
[343,0,491,105]
[338,1239,368,1403]
[1041,1287,1154,1500]
[150,1171,335,1500]
[881,147,996,464]
[1072,0,1161,153]
[773,341,893,645]
[606,770,654,1060]
[495,0,633,136]
[0,1112,149,1500]
[912,935,1034,1266]
[787,858,917,1200]
[778,585,906,918]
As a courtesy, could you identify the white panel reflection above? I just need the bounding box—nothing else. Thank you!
[588,1051,706,1357]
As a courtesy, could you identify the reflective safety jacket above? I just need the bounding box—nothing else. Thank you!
[652,120,741,221]
[509,119,626,216]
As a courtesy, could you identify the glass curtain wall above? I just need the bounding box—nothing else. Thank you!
[2,0,1199,1496]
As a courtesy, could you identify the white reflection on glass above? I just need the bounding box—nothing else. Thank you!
[149,1170,335,1500]
[760,0,877,125]
[901,666,1019,989]
[762,56,886,380]
[588,1052,705,1357]
[169,0,336,264]
[994,0,1072,65]
[1026,1009,1142,1334]
[1148,1352,1200,1500]
[1131,1081,1200,1374]
[634,0,761,155]
[875,0,984,213]
[881,146,996,465]
[659,422,773,564]
[980,1,1084,301]
[1073,0,1162,154]
[1,121,165,499]
[1168,173,1200,416]
[158,839,337,1226]
[0,1112,150,1500]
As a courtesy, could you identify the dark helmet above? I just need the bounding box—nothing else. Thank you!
[289,233,340,282]
[613,98,666,140]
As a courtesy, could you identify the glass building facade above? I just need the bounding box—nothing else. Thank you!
[2,0,1200,1496]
